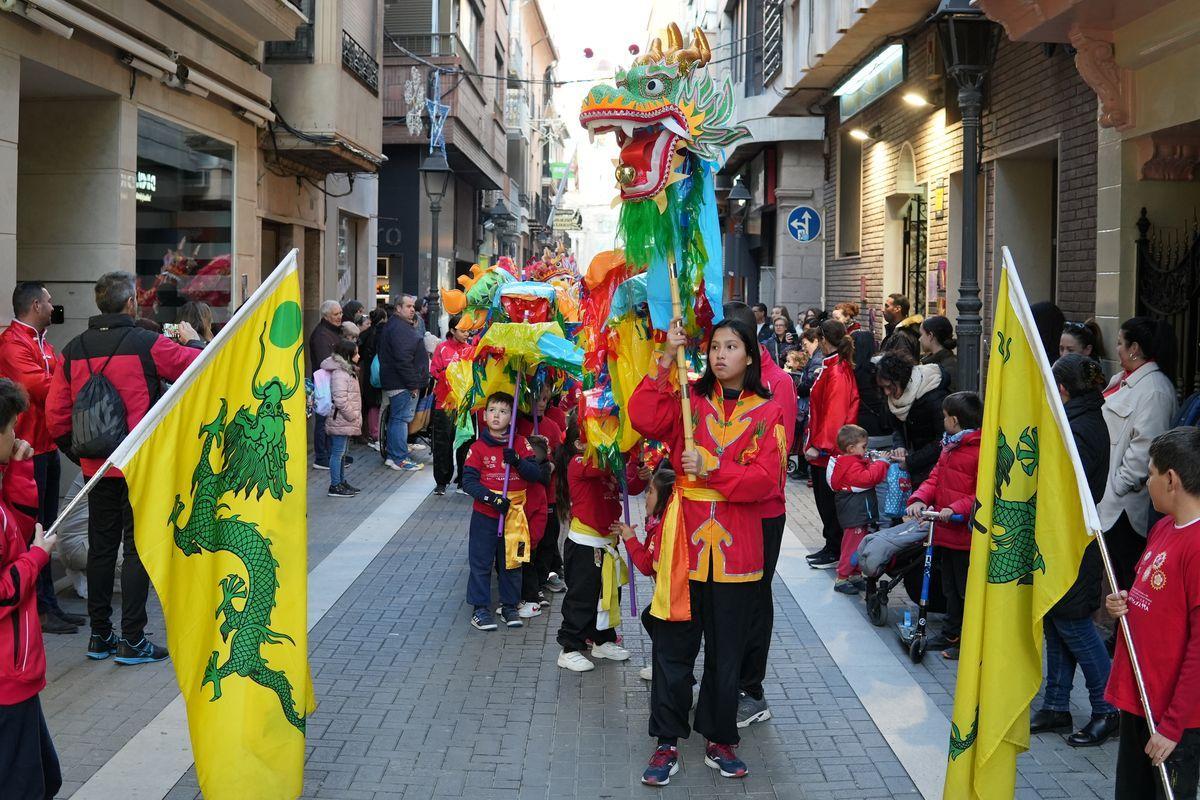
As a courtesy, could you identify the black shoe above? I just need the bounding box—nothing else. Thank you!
[328,484,356,497]
[1030,708,1074,734]
[805,547,831,562]
[1066,712,1120,747]
[808,553,838,569]
[86,631,119,660]
[53,607,87,626]
[114,636,169,665]
[345,455,355,465]
[341,481,361,495]
[434,485,446,496]
[40,612,77,634]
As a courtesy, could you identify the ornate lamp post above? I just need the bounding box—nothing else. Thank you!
[931,0,1001,393]
[419,151,453,296]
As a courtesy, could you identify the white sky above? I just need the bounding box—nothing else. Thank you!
[541,0,656,269]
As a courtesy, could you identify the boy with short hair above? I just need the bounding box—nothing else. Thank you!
[827,424,890,595]
[1106,427,1200,800]
[462,392,545,631]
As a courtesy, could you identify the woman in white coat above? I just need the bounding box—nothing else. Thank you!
[1097,316,1178,590]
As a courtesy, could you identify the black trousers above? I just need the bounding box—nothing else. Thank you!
[533,508,562,582]
[940,548,970,638]
[431,409,469,488]
[1116,712,1200,800]
[556,538,617,652]
[87,477,150,641]
[650,579,756,746]
[0,695,61,800]
[810,462,842,552]
[1107,512,1147,592]
[31,452,61,614]
[739,515,785,700]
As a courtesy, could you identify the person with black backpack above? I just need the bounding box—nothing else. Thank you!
[45,271,200,666]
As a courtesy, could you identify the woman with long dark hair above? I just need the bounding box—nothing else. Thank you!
[919,315,958,391]
[1060,319,1106,361]
[1097,316,1177,590]
[803,319,860,569]
[875,351,949,488]
[1032,354,1120,746]
[628,318,785,786]
[832,301,886,438]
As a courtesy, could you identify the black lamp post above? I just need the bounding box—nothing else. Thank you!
[728,177,752,302]
[931,0,1001,393]
[419,151,453,295]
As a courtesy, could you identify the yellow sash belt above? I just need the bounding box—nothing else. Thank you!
[569,520,628,631]
[503,490,531,569]
[650,481,725,622]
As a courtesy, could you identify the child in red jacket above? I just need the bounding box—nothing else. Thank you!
[827,425,891,594]
[0,378,62,800]
[905,391,983,660]
[615,466,677,682]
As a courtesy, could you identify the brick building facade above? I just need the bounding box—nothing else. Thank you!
[822,26,1097,339]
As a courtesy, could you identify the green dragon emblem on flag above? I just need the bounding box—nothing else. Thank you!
[949,707,979,760]
[978,426,1046,584]
[168,301,307,733]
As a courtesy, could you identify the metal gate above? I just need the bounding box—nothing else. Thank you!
[1135,208,1200,396]
[903,194,928,317]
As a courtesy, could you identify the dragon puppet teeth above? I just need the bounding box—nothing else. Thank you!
[661,116,691,140]
[620,122,637,139]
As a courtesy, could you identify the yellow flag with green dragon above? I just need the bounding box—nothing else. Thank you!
[944,247,1102,799]
[107,251,316,799]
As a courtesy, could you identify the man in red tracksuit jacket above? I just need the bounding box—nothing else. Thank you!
[0,378,63,800]
[45,271,200,666]
[0,281,86,635]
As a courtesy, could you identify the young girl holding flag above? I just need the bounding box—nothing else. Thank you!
[628,319,786,786]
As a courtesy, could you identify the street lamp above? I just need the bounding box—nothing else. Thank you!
[419,151,453,295]
[727,177,752,301]
[930,0,1001,393]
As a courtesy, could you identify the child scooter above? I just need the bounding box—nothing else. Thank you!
[897,510,965,664]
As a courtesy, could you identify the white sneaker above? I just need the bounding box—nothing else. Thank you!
[367,440,380,451]
[384,459,403,471]
[590,642,631,661]
[410,441,429,452]
[517,601,542,619]
[557,649,595,672]
[639,664,652,681]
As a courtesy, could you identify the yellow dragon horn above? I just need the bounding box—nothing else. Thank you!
[665,23,683,53]
[674,26,711,73]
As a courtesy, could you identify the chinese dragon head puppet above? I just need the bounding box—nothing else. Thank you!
[579,24,748,335]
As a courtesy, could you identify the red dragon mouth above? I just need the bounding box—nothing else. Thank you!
[580,106,691,201]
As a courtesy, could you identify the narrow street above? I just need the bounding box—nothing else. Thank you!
[40,445,1117,799]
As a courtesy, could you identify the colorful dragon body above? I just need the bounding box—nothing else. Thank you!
[168,327,307,733]
[579,23,748,335]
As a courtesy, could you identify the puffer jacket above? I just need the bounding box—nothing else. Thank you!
[322,355,362,436]
[828,453,889,529]
[908,429,981,550]
[805,353,860,468]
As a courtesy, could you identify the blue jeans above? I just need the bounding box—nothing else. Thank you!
[1042,615,1118,715]
[313,413,330,466]
[385,390,416,464]
[466,509,519,608]
[329,435,349,487]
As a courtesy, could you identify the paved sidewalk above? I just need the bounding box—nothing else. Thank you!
[783,478,1118,800]
[42,439,426,798]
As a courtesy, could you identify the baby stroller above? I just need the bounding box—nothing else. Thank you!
[856,517,947,631]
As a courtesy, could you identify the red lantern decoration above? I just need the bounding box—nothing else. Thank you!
[583,47,594,58]
[628,43,640,55]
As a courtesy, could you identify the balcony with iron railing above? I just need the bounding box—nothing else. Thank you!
[342,30,379,93]
[505,88,531,138]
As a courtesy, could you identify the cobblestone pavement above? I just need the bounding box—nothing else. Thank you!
[43,439,427,799]
[46,448,1121,799]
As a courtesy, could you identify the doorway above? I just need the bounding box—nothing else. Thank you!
[902,194,928,316]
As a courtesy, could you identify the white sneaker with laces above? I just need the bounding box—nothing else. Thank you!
[517,601,542,619]
[639,664,652,681]
[557,649,595,672]
[384,459,403,471]
[590,642,630,661]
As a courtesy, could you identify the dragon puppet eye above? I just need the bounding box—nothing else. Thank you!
[643,77,666,96]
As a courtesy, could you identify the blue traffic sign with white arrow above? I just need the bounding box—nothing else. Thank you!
[786,205,821,243]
